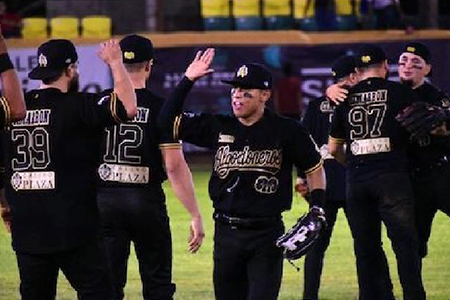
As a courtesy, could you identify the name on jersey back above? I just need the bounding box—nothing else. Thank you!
[349,89,387,106]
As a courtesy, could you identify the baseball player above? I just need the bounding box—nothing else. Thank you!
[299,55,395,300]
[3,39,137,300]
[0,24,26,229]
[328,45,426,300]
[158,51,327,300]
[395,43,450,263]
[96,34,204,300]
[326,42,450,265]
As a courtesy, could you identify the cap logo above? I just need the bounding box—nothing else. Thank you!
[124,51,135,60]
[263,81,269,87]
[361,56,371,63]
[38,53,48,67]
[407,46,416,53]
[237,65,248,78]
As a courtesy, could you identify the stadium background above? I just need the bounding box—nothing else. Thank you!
[1,0,450,299]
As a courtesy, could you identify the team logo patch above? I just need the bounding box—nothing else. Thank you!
[38,53,48,67]
[407,46,416,53]
[98,163,149,184]
[218,134,235,143]
[361,55,371,63]
[350,138,391,156]
[11,171,55,191]
[124,51,135,60]
[237,65,248,78]
[254,176,279,194]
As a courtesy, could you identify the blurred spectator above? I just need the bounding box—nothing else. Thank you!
[305,0,337,31]
[368,0,403,29]
[0,0,21,38]
[274,63,302,119]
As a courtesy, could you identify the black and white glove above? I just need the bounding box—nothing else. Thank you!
[276,206,326,261]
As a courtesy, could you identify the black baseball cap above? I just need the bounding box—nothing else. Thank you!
[120,34,155,63]
[402,42,431,63]
[222,63,272,89]
[356,44,387,68]
[29,39,78,80]
[332,55,356,81]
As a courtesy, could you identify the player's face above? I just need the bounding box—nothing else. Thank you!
[230,87,267,118]
[398,52,430,88]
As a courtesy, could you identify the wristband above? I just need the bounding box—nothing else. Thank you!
[0,53,13,74]
[310,189,326,208]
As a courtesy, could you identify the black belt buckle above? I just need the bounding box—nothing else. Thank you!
[214,213,279,230]
[227,216,242,229]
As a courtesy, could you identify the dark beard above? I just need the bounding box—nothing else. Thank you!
[400,79,414,88]
[68,75,79,92]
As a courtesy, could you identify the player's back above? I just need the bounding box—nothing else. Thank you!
[332,77,416,178]
[98,89,173,192]
[5,88,121,253]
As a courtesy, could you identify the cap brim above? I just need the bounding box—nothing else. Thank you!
[28,67,64,80]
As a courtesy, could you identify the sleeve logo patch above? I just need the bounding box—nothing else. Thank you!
[97,95,110,105]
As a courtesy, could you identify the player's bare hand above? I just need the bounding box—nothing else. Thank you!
[1,207,11,233]
[430,122,450,136]
[326,83,348,105]
[295,177,309,197]
[185,48,215,81]
[98,39,122,65]
[188,215,205,253]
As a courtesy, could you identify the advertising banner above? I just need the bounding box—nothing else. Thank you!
[4,38,450,152]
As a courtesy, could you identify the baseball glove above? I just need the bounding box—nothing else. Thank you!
[276,206,326,261]
[396,101,450,140]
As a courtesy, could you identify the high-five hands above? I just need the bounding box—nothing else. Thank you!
[185,48,215,81]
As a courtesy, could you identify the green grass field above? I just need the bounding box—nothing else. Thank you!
[1,166,449,299]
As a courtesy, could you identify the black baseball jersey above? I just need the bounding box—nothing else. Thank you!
[4,88,127,254]
[330,77,417,178]
[173,109,323,217]
[408,82,450,169]
[98,89,180,189]
[0,96,11,129]
[302,96,346,202]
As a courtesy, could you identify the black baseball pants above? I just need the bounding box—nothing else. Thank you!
[97,187,175,300]
[346,171,425,300]
[16,238,112,300]
[411,163,450,258]
[213,220,284,300]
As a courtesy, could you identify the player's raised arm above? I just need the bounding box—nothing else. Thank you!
[98,39,137,119]
[0,25,26,122]
[157,48,215,131]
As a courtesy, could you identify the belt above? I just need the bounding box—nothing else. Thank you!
[213,212,281,230]
[412,155,450,176]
